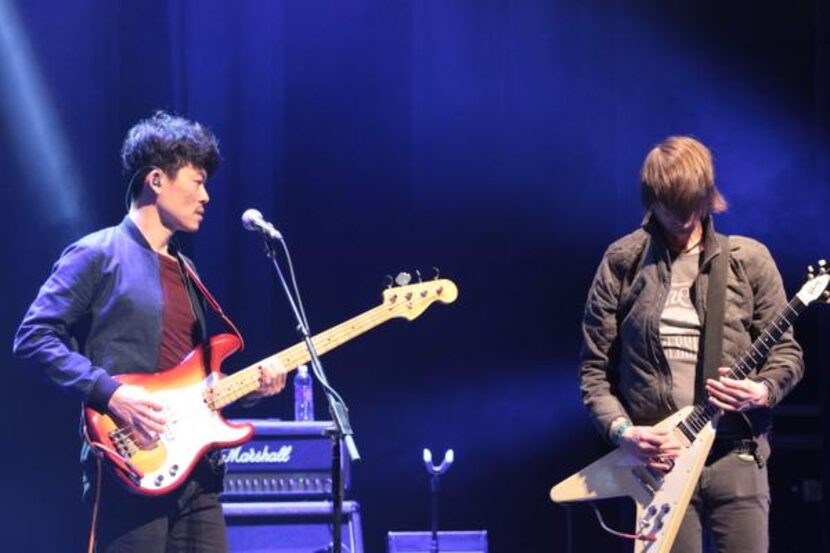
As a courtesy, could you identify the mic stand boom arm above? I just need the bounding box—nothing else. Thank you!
[261,236,359,553]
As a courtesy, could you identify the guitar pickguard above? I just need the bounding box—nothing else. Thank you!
[633,417,716,553]
[127,378,251,493]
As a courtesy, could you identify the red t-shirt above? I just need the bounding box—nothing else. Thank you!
[156,254,199,371]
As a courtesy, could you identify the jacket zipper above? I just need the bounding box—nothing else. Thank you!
[652,261,675,413]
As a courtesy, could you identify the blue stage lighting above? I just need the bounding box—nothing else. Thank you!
[0,0,82,228]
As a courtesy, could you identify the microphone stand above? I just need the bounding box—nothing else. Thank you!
[259,234,360,553]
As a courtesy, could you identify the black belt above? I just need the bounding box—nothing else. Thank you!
[707,437,764,468]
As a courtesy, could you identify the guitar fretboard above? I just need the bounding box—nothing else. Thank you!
[206,303,394,410]
[676,296,805,442]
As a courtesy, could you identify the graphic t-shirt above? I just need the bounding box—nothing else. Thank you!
[660,251,702,408]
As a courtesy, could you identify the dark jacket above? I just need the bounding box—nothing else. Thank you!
[13,216,227,498]
[13,216,207,413]
[579,213,804,441]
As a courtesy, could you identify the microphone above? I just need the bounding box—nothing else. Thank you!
[241,208,282,241]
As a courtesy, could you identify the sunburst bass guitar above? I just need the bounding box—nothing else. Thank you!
[550,262,830,553]
[84,278,458,495]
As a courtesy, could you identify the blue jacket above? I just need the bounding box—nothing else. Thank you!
[13,216,207,413]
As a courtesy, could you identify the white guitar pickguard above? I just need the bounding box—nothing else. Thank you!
[136,376,249,492]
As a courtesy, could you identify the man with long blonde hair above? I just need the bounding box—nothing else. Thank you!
[579,136,803,551]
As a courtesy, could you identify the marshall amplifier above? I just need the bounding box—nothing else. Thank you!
[223,500,364,553]
[221,419,350,500]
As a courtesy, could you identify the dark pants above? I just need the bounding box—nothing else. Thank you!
[93,460,228,553]
[672,436,771,553]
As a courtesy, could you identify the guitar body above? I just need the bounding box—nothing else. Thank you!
[84,334,254,495]
[551,407,717,553]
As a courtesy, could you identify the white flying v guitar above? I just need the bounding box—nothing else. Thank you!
[550,261,830,553]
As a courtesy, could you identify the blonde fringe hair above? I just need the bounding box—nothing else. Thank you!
[640,136,727,218]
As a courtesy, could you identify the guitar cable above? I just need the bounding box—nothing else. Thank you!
[590,502,657,543]
[87,457,103,553]
[83,417,144,553]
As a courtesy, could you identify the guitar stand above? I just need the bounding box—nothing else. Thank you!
[423,448,454,553]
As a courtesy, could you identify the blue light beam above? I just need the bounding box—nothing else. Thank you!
[0,0,82,228]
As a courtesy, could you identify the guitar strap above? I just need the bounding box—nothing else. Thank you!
[695,234,729,404]
[177,255,246,351]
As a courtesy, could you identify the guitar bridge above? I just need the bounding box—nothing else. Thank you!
[108,429,137,459]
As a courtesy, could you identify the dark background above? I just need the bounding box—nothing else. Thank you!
[1,1,828,551]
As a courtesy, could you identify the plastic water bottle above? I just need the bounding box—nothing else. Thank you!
[294,365,314,421]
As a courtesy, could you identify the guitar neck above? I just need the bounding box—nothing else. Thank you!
[677,295,806,441]
[208,303,393,409]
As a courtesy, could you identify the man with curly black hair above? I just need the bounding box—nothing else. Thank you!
[14,111,286,552]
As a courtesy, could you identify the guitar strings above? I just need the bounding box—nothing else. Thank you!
[210,301,398,405]
[105,305,396,454]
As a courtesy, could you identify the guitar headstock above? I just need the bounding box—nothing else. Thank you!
[382,276,458,320]
[797,260,830,305]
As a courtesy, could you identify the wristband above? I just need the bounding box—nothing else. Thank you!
[610,419,633,446]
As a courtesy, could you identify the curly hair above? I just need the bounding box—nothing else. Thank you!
[122,111,220,202]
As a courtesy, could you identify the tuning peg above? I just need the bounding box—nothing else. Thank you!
[819,260,828,273]
[395,272,412,286]
[415,269,423,283]
[432,267,441,280]
[385,275,394,289]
